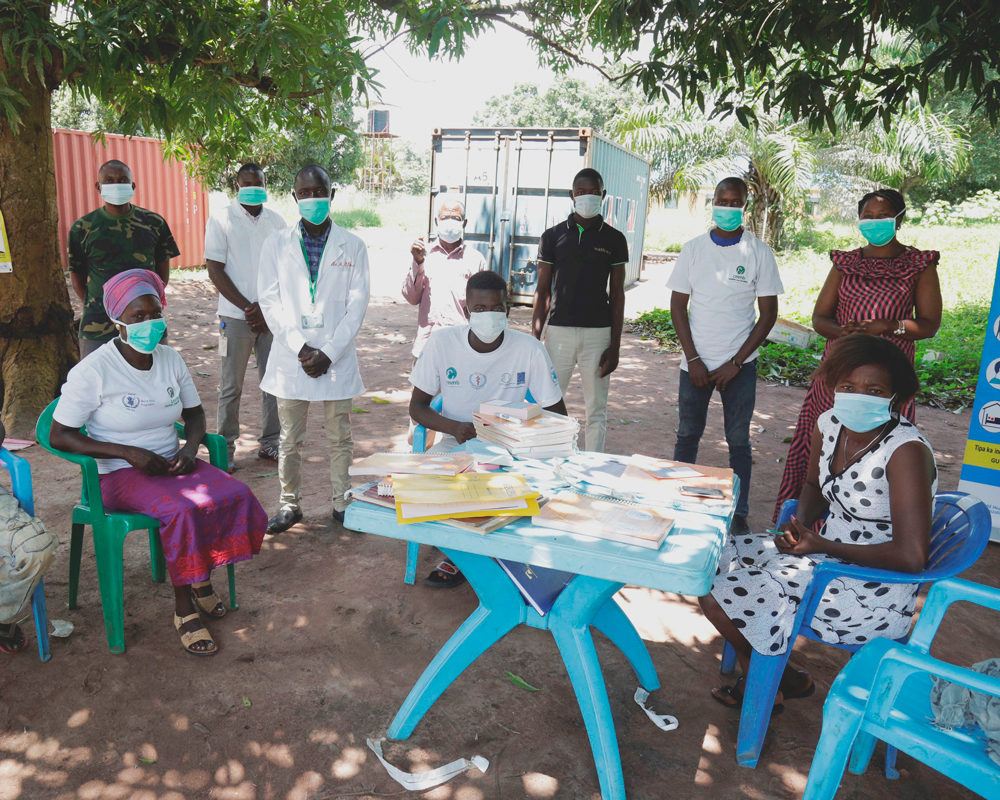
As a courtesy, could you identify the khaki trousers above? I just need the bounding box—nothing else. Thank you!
[276,398,353,513]
[217,316,279,456]
[544,325,612,452]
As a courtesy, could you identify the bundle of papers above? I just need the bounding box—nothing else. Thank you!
[473,409,579,458]
[532,491,675,550]
[349,452,475,477]
[391,472,541,525]
[349,481,518,534]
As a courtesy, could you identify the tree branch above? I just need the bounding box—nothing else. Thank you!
[485,14,616,81]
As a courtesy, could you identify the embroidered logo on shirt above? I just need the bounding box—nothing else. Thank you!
[167,387,175,398]
[594,246,611,255]
[122,394,140,410]
[469,372,487,389]
[330,259,354,268]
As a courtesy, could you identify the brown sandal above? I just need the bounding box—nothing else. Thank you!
[191,582,227,618]
[174,612,218,656]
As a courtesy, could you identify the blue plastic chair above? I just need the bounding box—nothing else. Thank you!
[802,578,1000,800]
[0,447,52,662]
[722,492,991,768]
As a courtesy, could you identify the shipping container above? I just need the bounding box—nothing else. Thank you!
[428,128,650,303]
[52,128,209,269]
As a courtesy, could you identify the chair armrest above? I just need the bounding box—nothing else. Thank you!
[412,395,444,455]
[865,644,1000,726]
[907,578,1000,653]
[0,448,34,516]
[174,422,228,471]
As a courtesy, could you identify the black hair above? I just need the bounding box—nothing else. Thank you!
[98,159,131,178]
[816,334,919,402]
[858,188,906,226]
[572,168,604,190]
[236,162,264,180]
[466,270,507,296]
[715,176,749,200]
[294,163,332,190]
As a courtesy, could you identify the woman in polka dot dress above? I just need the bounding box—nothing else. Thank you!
[699,335,937,709]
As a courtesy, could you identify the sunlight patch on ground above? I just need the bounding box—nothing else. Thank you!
[521,771,560,797]
[616,587,717,648]
[330,745,367,779]
[66,709,91,729]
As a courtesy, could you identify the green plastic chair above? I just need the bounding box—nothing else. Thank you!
[36,398,237,654]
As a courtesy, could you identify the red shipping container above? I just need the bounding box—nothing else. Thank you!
[52,128,209,269]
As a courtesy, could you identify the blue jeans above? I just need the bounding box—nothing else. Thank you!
[673,361,757,518]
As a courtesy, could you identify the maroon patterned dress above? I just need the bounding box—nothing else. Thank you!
[773,246,939,521]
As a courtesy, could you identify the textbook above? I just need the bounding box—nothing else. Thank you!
[349,482,522,534]
[473,409,578,457]
[479,399,542,422]
[348,452,474,477]
[391,472,541,525]
[496,559,574,616]
[532,491,675,550]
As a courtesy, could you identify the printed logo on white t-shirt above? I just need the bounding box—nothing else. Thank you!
[729,264,748,284]
[122,393,140,410]
[469,372,487,389]
[445,366,459,386]
[550,368,559,384]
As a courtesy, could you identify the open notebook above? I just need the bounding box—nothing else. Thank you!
[532,491,675,550]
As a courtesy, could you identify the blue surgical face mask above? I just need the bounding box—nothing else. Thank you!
[858,211,903,246]
[833,392,894,433]
[237,186,267,206]
[297,197,330,225]
[100,183,134,206]
[115,317,167,354]
[712,205,744,231]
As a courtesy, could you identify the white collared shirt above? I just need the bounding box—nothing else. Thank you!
[204,200,287,319]
[257,223,370,401]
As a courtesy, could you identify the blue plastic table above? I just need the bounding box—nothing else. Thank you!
[345,490,732,800]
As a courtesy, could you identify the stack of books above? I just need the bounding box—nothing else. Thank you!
[473,406,578,459]
[348,451,474,477]
[391,472,540,524]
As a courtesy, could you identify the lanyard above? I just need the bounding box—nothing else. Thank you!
[298,237,320,306]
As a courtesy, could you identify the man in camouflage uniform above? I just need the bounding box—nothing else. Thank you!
[69,159,179,358]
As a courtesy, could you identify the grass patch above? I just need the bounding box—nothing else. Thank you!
[331,207,381,228]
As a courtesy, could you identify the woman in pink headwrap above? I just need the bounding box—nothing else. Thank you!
[50,269,267,656]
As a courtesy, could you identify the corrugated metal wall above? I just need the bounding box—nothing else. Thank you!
[52,128,209,269]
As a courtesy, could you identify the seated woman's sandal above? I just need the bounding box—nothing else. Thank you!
[174,613,218,656]
[191,582,227,618]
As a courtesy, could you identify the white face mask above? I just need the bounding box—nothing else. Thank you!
[100,183,135,206]
[468,311,507,344]
[436,218,464,244]
[573,193,603,219]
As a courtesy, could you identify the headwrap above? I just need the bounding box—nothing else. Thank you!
[102,268,167,322]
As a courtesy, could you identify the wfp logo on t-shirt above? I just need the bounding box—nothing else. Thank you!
[445,366,459,386]
[122,393,140,410]
[729,264,748,284]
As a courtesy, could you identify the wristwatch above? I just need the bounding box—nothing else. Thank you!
[893,319,906,336]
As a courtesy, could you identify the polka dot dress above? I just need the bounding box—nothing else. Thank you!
[710,410,937,655]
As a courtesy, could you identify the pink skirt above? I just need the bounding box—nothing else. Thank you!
[100,460,267,586]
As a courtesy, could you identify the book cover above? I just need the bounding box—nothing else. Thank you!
[532,491,675,549]
[496,559,574,615]
[349,452,475,477]
[479,399,542,421]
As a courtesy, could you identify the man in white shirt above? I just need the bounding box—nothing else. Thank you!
[667,177,783,534]
[402,198,487,359]
[409,270,566,586]
[257,165,370,533]
[205,163,287,468]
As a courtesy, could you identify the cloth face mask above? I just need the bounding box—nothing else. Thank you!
[712,205,744,232]
[237,186,268,206]
[298,197,330,225]
[833,392,893,433]
[468,311,508,344]
[573,194,603,219]
[100,183,135,206]
[115,317,167,354]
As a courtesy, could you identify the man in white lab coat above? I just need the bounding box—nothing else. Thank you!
[257,164,370,533]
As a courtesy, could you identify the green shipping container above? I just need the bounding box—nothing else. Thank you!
[428,128,651,303]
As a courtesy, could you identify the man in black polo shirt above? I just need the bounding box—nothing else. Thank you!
[532,168,628,452]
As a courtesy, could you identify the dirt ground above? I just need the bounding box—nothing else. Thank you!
[3,275,997,800]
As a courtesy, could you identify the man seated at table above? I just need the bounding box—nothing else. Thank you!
[409,270,567,588]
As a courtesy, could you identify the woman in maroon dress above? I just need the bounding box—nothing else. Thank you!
[773,189,942,520]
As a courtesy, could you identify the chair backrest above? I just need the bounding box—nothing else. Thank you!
[779,492,990,579]
[36,398,105,516]
[0,448,34,515]
[924,492,991,577]
[412,391,537,454]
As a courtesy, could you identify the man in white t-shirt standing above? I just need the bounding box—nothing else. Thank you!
[205,163,287,468]
[409,270,566,586]
[402,198,487,359]
[667,177,783,534]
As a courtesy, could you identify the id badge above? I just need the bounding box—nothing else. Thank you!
[218,335,228,357]
[301,312,324,329]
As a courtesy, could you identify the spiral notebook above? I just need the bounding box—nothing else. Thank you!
[532,491,675,550]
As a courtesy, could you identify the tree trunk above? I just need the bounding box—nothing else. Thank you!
[0,52,77,438]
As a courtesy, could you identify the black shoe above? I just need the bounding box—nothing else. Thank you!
[730,514,750,535]
[267,508,302,534]
[331,508,345,525]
